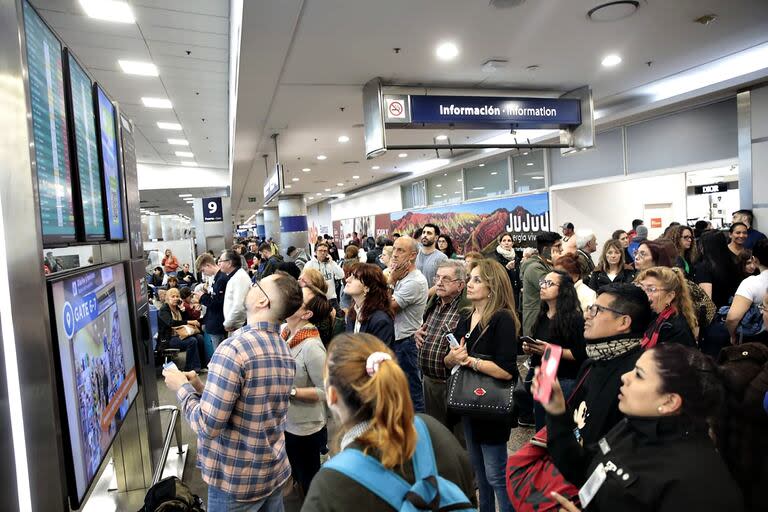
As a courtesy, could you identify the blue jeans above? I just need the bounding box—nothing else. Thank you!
[463,418,514,512]
[534,378,575,431]
[393,336,425,412]
[209,332,227,348]
[207,486,283,512]
[167,335,202,371]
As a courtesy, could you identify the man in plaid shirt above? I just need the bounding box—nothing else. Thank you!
[164,273,304,511]
[415,260,470,429]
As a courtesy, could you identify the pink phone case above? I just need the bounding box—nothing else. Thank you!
[534,344,563,404]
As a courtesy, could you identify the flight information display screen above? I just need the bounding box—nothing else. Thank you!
[49,263,138,507]
[67,54,105,239]
[23,0,76,244]
[96,86,124,240]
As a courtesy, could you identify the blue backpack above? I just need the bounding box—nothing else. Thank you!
[324,416,474,511]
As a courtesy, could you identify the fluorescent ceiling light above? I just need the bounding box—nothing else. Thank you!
[523,152,529,155]
[178,193,192,198]
[302,168,311,172]
[142,97,172,109]
[602,54,622,67]
[644,41,768,102]
[457,178,463,182]
[80,0,135,23]
[371,165,380,170]
[478,163,485,167]
[436,184,443,188]
[436,42,459,61]
[473,186,485,190]
[337,182,344,186]
[118,60,158,76]
[157,122,182,131]
[316,155,327,160]
[352,175,360,179]
[435,134,448,141]
[526,162,534,166]
[398,153,408,158]
[291,177,299,182]
[531,176,545,180]
[168,139,189,146]
[175,151,193,157]
[491,171,498,175]
[337,135,350,143]
[324,188,331,192]
[180,161,197,167]
[284,184,292,189]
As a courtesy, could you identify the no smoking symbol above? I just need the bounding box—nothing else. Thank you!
[388,101,403,117]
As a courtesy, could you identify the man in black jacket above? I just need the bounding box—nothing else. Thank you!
[567,283,653,445]
[195,252,231,348]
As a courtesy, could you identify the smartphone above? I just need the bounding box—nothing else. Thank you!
[533,344,563,404]
[163,361,179,372]
[520,336,540,345]
[445,333,460,349]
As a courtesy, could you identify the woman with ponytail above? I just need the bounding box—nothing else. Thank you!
[635,266,698,348]
[303,333,474,511]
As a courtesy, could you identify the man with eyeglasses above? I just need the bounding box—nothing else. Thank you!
[549,282,653,446]
[164,273,303,511]
[218,249,252,333]
[414,260,470,431]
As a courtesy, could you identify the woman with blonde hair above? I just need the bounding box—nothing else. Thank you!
[446,258,519,512]
[635,266,698,348]
[588,239,636,291]
[303,333,474,510]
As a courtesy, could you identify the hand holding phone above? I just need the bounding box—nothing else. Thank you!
[445,333,461,349]
[533,344,563,404]
[163,361,179,373]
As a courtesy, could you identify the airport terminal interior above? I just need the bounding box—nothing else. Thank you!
[1,0,768,511]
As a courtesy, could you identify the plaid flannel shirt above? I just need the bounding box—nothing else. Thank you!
[418,294,466,380]
[176,321,296,500]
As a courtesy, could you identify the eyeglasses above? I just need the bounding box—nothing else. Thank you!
[681,236,693,241]
[633,249,649,258]
[635,283,668,294]
[218,258,230,264]
[539,278,559,289]
[251,279,271,309]
[434,275,461,284]
[586,303,627,318]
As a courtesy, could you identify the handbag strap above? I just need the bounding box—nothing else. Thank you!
[566,366,592,406]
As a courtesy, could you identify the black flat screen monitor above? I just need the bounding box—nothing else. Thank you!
[22,0,76,246]
[94,84,125,240]
[64,50,106,241]
[48,263,138,508]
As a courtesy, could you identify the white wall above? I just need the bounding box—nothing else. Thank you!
[330,185,402,220]
[137,163,229,190]
[143,239,197,271]
[551,173,688,256]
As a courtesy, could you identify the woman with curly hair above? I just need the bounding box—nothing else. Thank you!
[635,266,698,347]
[344,263,394,345]
[668,224,698,278]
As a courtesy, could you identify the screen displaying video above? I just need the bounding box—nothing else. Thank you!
[50,263,138,505]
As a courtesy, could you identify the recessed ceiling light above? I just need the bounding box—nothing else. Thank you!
[436,42,459,61]
[301,168,311,173]
[168,138,189,146]
[491,171,498,175]
[178,193,192,198]
[316,155,327,160]
[454,191,461,194]
[157,122,182,131]
[337,182,344,186]
[478,163,485,167]
[324,188,331,192]
[352,175,360,179]
[443,173,448,176]
[180,161,197,167]
[371,165,380,170]
[175,151,193,157]
[142,97,172,109]
[602,54,622,67]
[531,176,545,180]
[523,151,529,155]
[436,184,443,188]
[291,177,300,182]
[435,134,448,141]
[526,162,534,166]
[434,195,442,198]
[337,135,350,143]
[80,0,135,23]
[457,178,463,182]
[398,153,408,158]
[285,184,292,189]
[118,60,158,76]
[472,186,485,190]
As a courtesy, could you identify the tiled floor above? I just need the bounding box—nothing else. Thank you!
[155,358,535,511]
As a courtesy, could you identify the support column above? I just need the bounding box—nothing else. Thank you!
[148,215,162,240]
[255,213,265,239]
[278,196,309,257]
[738,86,768,231]
[263,207,280,246]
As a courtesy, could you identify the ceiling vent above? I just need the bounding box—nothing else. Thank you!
[248,197,257,203]
[588,1,639,22]
[482,59,509,72]
[489,0,526,8]
[342,160,360,165]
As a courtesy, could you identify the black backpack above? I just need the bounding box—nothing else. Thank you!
[140,476,205,512]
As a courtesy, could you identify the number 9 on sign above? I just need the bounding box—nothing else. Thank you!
[207,201,218,214]
[202,197,223,222]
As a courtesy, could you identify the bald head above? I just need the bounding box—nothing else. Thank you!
[392,236,418,268]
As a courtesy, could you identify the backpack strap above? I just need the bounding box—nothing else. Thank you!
[324,448,411,509]
[411,416,438,480]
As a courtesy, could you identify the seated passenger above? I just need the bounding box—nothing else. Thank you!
[344,263,394,345]
[537,343,743,512]
[303,333,475,511]
[149,266,165,287]
[179,287,202,322]
[157,287,204,372]
[166,275,179,290]
[636,266,698,347]
[176,262,196,284]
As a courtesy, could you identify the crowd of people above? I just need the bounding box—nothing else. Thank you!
[159,208,768,512]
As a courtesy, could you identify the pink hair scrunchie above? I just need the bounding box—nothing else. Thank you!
[366,352,392,377]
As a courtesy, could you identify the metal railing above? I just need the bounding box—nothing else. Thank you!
[148,405,184,486]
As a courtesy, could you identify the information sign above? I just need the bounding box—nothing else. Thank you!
[203,197,223,222]
[95,86,124,240]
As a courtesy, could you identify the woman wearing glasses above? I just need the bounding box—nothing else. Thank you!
[344,263,395,345]
[635,266,697,348]
[632,239,675,271]
[588,239,636,291]
[523,270,586,430]
[668,225,698,278]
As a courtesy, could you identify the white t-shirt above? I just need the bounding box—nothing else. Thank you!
[734,269,768,305]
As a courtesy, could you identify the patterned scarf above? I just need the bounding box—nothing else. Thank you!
[496,244,516,261]
[281,323,320,349]
[585,337,642,360]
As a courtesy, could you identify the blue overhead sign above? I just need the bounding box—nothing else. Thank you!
[388,95,581,128]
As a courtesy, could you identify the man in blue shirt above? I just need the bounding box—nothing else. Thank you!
[195,253,230,348]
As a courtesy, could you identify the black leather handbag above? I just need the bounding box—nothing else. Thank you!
[446,326,516,419]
